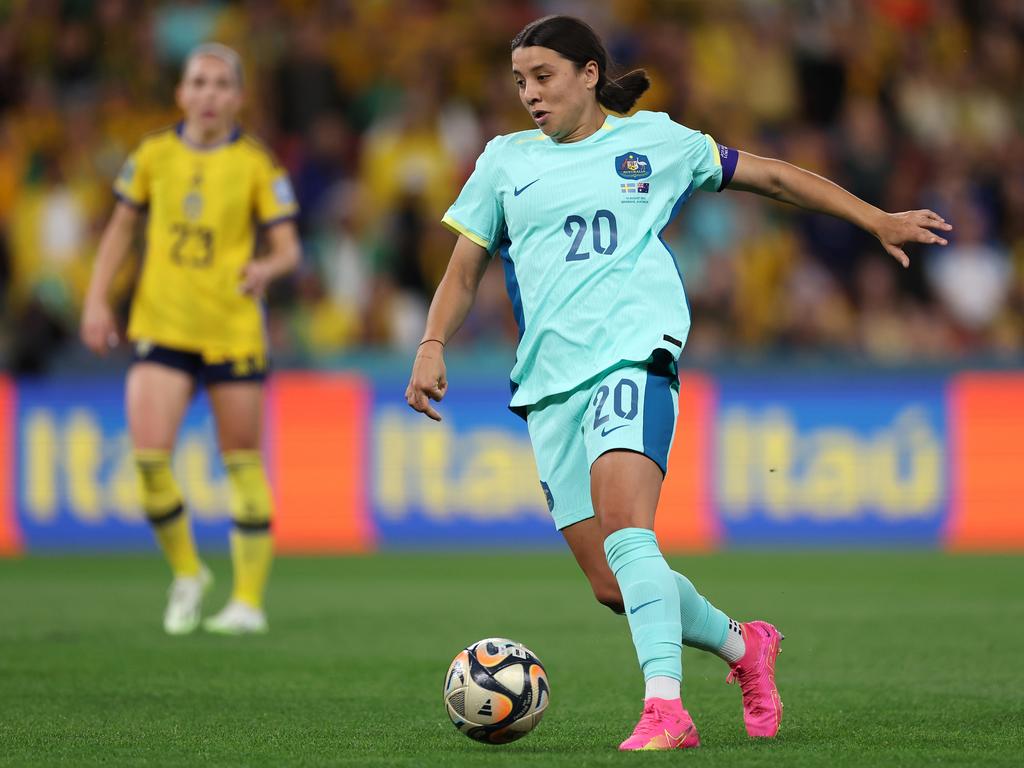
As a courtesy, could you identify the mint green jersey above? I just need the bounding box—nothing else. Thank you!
[442,110,729,411]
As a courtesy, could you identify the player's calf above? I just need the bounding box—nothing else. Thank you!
[205,451,274,633]
[591,583,625,614]
[136,450,202,579]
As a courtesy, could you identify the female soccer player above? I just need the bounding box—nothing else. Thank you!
[81,44,300,636]
[406,15,950,751]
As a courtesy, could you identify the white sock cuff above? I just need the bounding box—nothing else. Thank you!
[644,675,681,701]
[719,620,746,664]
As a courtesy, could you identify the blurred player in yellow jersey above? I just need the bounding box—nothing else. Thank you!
[80,44,301,636]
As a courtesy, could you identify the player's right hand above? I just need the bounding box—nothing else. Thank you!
[406,341,448,422]
[80,301,120,357]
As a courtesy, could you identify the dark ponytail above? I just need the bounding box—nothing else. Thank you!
[511,15,650,114]
[598,70,650,114]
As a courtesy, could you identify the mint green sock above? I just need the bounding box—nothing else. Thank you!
[674,570,730,653]
[604,528,682,682]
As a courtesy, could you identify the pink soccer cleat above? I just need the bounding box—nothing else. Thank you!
[726,620,785,738]
[618,697,701,751]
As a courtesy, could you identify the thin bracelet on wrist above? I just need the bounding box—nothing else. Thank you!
[419,338,446,348]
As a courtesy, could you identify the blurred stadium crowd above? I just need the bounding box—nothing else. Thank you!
[0,0,1021,373]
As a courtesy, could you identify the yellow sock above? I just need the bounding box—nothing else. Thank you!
[135,450,201,578]
[223,451,274,609]
[229,529,273,609]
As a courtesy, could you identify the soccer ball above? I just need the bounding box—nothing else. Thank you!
[443,637,550,744]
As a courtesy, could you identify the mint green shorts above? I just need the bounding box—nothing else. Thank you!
[525,353,679,530]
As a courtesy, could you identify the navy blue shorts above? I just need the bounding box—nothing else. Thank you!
[131,342,268,386]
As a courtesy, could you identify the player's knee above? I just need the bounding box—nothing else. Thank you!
[223,451,273,531]
[593,584,625,615]
[597,513,634,540]
[134,450,183,524]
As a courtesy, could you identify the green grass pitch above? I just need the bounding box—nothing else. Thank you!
[1,552,1022,767]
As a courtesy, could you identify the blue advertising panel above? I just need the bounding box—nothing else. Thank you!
[7,369,963,553]
[371,383,563,549]
[714,373,949,546]
[16,378,234,551]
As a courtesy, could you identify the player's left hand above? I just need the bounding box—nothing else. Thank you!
[873,209,952,268]
[240,261,276,297]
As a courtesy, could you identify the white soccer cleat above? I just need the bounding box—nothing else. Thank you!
[203,600,268,635]
[163,566,212,635]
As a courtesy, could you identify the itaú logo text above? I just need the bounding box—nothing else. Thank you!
[717,406,944,521]
[374,410,547,521]
[21,408,232,524]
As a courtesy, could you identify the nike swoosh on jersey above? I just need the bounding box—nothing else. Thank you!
[629,598,662,615]
[600,424,628,437]
[514,179,540,196]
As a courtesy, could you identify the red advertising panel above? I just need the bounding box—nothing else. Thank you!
[655,373,721,552]
[947,373,1024,550]
[0,376,20,555]
[269,373,374,553]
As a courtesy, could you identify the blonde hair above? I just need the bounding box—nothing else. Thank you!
[183,43,243,87]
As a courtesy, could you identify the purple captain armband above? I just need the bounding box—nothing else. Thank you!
[717,143,738,191]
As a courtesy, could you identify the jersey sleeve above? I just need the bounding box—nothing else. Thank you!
[254,152,299,227]
[667,119,737,193]
[441,140,504,251]
[113,144,150,209]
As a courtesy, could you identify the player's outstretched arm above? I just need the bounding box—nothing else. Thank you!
[728,151,953,267]
[406,234,490,422]
[240,220,301,298]
[81,202,140,356]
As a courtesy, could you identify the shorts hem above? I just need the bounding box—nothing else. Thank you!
[131,343,269,385]
[589,446,668,477]
[553,507,595,531]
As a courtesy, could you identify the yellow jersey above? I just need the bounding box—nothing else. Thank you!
[113,123,298,360]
